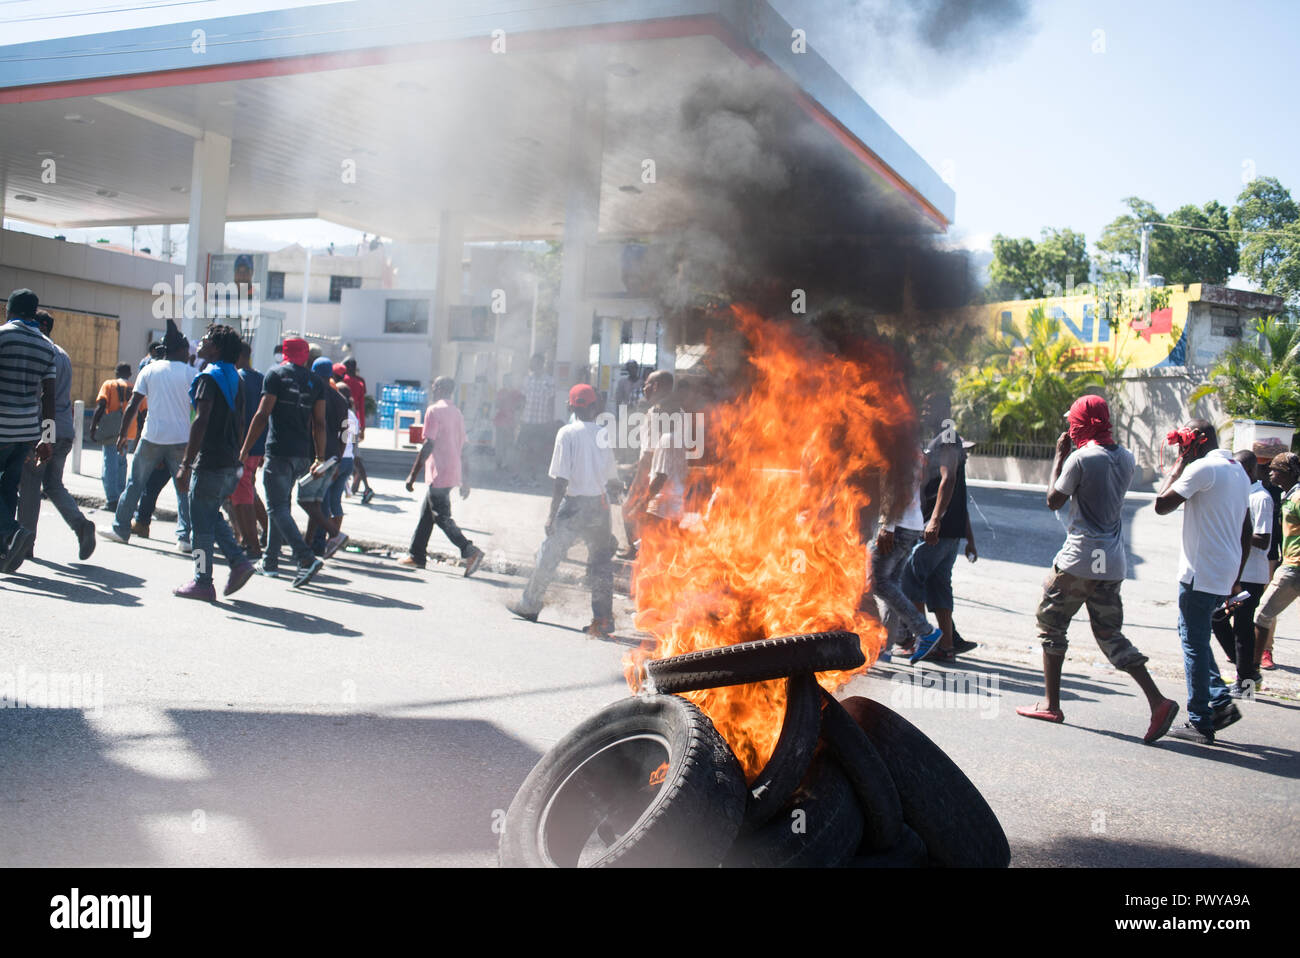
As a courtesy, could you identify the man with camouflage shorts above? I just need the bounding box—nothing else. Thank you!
[1017,395,1179,744]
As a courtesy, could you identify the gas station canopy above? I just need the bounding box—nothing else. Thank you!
[0,0,954,242]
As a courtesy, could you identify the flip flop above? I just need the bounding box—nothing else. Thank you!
[1016,703,1064,723]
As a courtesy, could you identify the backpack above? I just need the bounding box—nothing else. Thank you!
[98,383,129,441]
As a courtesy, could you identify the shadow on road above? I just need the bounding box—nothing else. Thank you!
[306,581,424,611]
[224,601,364,636]
[0,707,543,866]
[1075,724,1300,778]
[1013,835,1257,867]
[2,566,143,607]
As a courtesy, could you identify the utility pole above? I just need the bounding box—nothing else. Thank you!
[1138,222,1151,286]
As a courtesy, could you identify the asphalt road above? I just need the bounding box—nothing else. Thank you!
[1,482,1296,867]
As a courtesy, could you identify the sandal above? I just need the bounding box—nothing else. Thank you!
[1015,703,1065,723]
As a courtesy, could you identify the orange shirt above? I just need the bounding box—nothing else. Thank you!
[96,378,145,440]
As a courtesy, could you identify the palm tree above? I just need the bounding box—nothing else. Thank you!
[954,306,1119,446]
[1189,316,1300,424]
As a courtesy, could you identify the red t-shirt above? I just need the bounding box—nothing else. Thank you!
[343,373,366,428]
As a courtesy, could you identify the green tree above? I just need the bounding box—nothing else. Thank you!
[1095,197,1165,286]
[953,306,1126,445]
[1232,177,1300,308]
[1189,316,1300,423]
[1160,200,1239,284]
[987,228,1091,301]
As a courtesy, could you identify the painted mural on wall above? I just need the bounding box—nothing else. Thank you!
[980,283,1197,370]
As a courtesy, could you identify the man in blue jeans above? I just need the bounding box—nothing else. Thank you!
[1156,419,1253,744]
[238,337,326,589]
[103,320,195,549]
[173,324,255,601]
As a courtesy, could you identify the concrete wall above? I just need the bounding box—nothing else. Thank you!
[338,287,436,387]
[0,228,174,365]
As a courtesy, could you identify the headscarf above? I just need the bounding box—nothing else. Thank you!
[1067,395,1114,447]
[312,357,334,379]
[281,338,310,367]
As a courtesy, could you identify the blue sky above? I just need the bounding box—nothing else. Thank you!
[4,0,1298,260]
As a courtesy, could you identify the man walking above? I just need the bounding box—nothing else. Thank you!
[0,289,57,573]
[90,362,139,512]
[900,395,977,664]
[400,376,484,575]
[1251,452,1300,687]
[17,310,97,562]
[238,337,327,588]
[1016,395,1179,742]
[1155,419,1252,744]
[230,341,267,559]
[172,324,255,601]
[103,320,196,549]
[1211,450,1272,696]
[508,384,621,638]
[518,353,556,479]
[302,356,349,557]
[341,358,374,503]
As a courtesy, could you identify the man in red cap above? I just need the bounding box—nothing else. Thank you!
[509,383,622,637]
[1018,394,1180,743]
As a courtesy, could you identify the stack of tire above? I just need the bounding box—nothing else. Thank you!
[499,631,1010,868]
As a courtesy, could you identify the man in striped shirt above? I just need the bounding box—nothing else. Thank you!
[0,289,57,573]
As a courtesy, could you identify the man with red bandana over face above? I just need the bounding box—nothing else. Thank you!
[1016,394,1180,743]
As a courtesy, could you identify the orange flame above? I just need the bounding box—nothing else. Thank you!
[625,306,918,780]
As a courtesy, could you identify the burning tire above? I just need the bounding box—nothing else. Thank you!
[499,694,748,868]
[638,630,865,694]
[817,690,904,852]
[723,752,863,868]
[838,696,1010,868]
[742,672,822,831]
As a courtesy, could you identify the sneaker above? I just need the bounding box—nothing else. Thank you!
[397,555,425,568]
[255,558,281,578]
[585,617,615,639]
[174,579,217,602]
[323,533,349,559]
[292,557,324,589]
[952,632,978,655]
[1260,650,1276,670]
[1212,700,1243,732]
[1143,699,1179,744]
[1228,681,1255,700]
[131,521,150,538]
[507,601,539,622]
[361,488,375,505]
[463,546,485,578]
[77,520,97,561]
[224,560,256,597]
[0,528,34,573]
[101,526,129,544]
[909,626,944,665]
[1167,721,1214,745]
[177,539,193,554]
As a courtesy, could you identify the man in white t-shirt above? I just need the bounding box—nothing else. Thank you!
[1017,395,1178,743]
[1155,419,1253,744]
[1211,450,1272,698]
[509,383,621,638]
[104,320,198,548]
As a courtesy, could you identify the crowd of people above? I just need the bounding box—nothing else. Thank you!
[0,287,383,597]
[0,284,1292,747]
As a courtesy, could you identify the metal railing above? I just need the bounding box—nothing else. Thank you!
[969,440,1057,460]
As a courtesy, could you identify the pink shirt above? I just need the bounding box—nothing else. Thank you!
[423,400,467,489]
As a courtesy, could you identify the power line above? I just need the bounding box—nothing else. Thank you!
[0,0,217,26]
[1145,220,1297,241]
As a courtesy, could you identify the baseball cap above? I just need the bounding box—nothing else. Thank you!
[569,384,599,408]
